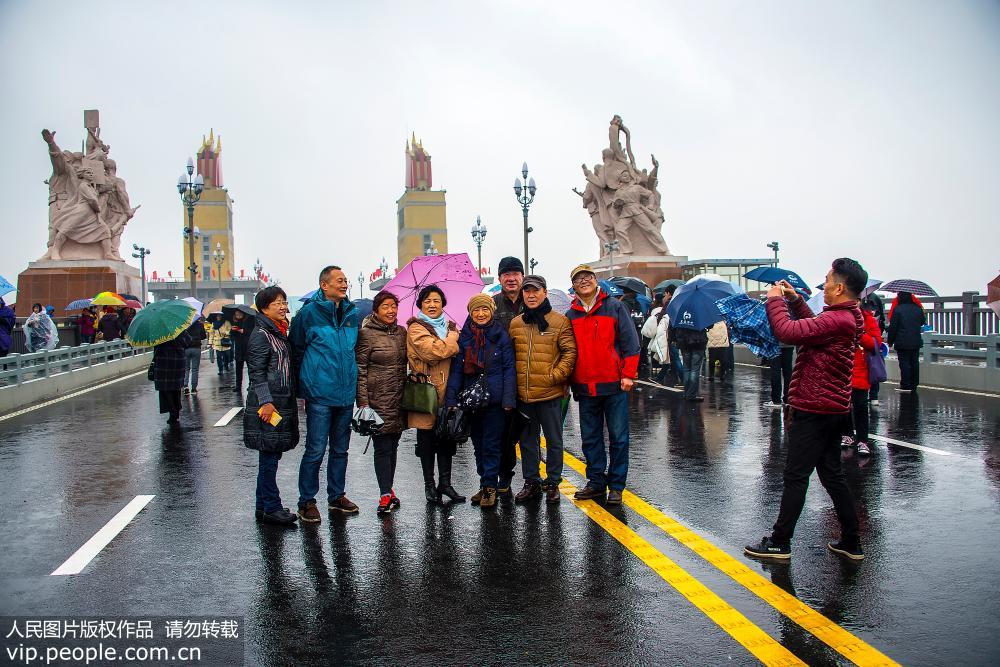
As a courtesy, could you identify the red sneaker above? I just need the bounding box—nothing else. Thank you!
[389,489,401,510]
[377,494,393,514]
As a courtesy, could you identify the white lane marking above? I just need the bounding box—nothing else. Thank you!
[0,369,147,422]
[214,406,244,427]
[636,379,683,393]
[868,434,955,457]
[50,495,155,576]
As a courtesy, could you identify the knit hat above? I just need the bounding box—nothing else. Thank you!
[372,290,398,311]
[467,293,496,314]
[497,256,524,276]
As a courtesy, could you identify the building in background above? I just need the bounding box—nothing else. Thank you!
[181,129,235,283]
[681,258,775,293]
[396,134,448,268]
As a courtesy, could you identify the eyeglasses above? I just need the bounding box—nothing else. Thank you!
[572,274,596,285]
[271,300,289,307]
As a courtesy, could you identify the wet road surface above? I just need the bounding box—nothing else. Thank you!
[1,359,999,665]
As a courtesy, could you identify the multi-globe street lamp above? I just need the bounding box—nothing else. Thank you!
[603,239,620,278]
[513,162,537,270]
[767,241,780,267]
[470,216,487,274]
[424,240,439,256]
[177,157,204,297]
[357,271,365,299]
[131,243,151,305]
[213,242,226,296]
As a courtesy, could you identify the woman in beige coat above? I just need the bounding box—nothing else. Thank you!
[406,285,461,504]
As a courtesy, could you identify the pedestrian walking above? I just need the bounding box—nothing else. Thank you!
[566,265,640,505]
[887,290,925,393]
[230,309,256,394]
[290,265,360,523]
[0,297,15,357]
[182,317,206,394]
[208,316,233,374]
[863,293,886,405]
[744,258,868,562]
[445,294,516,509]
[508,275,577,504]
[841,304,882,456]
[97,307,123,341]
[78,307,97,344]
[492,256,526,495]
[355,290,408,514]
[644,296,673,384]
[25,303,57,352]
[706,320,729,382]
[153,329,191,425]
[764,344,794,409]
[243,286,300,526]
[672,324,708,402]
[406,284,461,504]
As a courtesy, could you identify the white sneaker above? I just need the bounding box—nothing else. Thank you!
[763,401,783,409]
[841,435,854,447]
[856,442,872,456]
[870,399,879,406]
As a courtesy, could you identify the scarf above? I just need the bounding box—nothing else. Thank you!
[522,299,552,332]
[418,311,448,339]
[463,321,491,374]
[271,317,289,336]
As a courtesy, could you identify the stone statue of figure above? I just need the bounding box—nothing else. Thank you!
[40,129,114,261]
[579,163,620,254]
[611,170,669,255]
[98,159,140,261]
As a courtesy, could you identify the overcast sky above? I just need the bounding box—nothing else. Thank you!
[1,0,997,298]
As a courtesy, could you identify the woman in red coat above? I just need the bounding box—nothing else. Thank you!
[842,306,883,456]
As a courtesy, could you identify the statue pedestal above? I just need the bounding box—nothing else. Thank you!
[15,260,142,313]
[589,254,688,289]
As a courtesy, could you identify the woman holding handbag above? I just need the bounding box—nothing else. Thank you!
[356,290,409,514]
[445,295,516,509]
[406,285,461,504]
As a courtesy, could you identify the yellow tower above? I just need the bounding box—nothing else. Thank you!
[396,134,447,268]
[182,129,236,283]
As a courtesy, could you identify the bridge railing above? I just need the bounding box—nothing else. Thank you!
[0,340,149,387]
[921,332,1000,369]
[920,292,999,336]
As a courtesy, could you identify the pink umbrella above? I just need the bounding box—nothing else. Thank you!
[385,253,485,327]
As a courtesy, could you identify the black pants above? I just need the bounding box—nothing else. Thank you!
[235,346,247,392]
[158,390,181,421]
[897,348,920,390]
[850,389,869,443]
[769,348,794,404]
[416,429,455,485]
[499,410,526,488]
[372,432,401,495]
[707,348,727,380]
[771,409,859,545]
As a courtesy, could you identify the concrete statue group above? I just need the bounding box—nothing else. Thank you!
[574,115,670,257]
[40,111,139,262]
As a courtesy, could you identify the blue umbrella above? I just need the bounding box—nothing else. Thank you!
[0,275,14,298]
[65,298,94,311]
[744,267,812,293]
[666,280,728,330]
[355,298,374,320]
[599,280,623,298]
[716,293,780,358]
[299,289,318,302]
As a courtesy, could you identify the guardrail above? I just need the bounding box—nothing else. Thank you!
[922,332,1000,369]
[0,340,149,387]
[919,292,999,336]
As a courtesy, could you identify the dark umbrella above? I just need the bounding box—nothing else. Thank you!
[221,303,257,323]
[608,276,650,297]
[744,267,812,293]
[880,279,937,296]
[355,298,374,320]
[119,293,140,302]
[653,279,685,294]
[665,280,731,330]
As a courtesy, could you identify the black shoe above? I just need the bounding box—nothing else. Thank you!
[574,484,605,500]
[827,540,864,561]
[437,484,466,503]
[257,508,298,526]
[744,536,791,560]
[424,481,440,504]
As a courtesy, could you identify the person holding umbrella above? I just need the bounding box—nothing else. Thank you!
[97,307,122,341]
[566,265,640,505]
[229,307,256,395]
[406,284,461,504]
[126,300,200,424]
[887,291,926,393]
[355,290,409,514]
[152,329,192,425]
[78,307,97,344]
[182,317,207,395]
[243,286,299,526]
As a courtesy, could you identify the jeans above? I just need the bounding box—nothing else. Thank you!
[80,334,95,345]
[372,432,401,495]
[578,392,630,491]
[669,344,685,383]
[469,405,506,488]
[518,397,566,486]
[681,347,705,399]
[216,348,232,373]
[256,451,283,513]
[183,347,201,389]
[850,389,870,443]
[235,346,247,392]
[769,347,794,404]
[897,349,920,390]
[771,410,859,545]
[298,403,353,507]
[707,347,726,380]
[498,410,522,488]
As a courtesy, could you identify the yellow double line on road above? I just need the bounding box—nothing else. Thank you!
[552,446,899,666]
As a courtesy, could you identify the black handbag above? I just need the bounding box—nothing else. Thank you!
[147,362,155,381]
[457,373,490,410]
[434,407,470,444]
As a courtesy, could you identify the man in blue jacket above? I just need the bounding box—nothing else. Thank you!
[289,265,360,522]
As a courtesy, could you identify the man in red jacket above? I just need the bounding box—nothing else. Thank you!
[566,264,640,505]
[745,258,867,561]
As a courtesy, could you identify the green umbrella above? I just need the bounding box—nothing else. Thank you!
[126,300,198,348]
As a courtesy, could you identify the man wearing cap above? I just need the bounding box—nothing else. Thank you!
[508,275,578,503]
[493,256,526,494]
[566,264,640,504]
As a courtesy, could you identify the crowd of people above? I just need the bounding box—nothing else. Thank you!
[141,254,932,564]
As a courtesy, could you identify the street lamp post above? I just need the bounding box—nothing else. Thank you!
[253,258,263,285]
[212,242,226,296]
[530,258,538,272]
[767,241,780,267]
[357,271,365,299]
[603,239,620,278]
[177,157,204,298]
[513,162,537,270]
[424,240,439,256]
[470,215,488,273]
[131,244,151,305]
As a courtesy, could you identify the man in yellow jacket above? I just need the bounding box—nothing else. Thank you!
[508,275,578,503]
